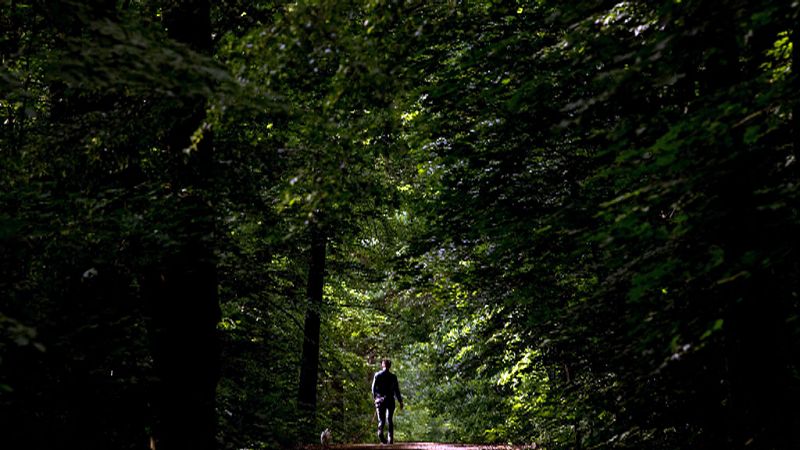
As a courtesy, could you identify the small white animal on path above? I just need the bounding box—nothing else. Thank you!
[320,428,332,448]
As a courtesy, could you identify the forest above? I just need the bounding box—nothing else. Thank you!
[1,1,799,449]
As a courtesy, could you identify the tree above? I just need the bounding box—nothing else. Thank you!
[393,1,800,447]
[3,1,799,448]
[146,1,221,449]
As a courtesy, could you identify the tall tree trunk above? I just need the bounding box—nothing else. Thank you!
[332,364,345,435]
[297,223,327,427]
[563,363,581,450]
[793,10,800,162]
[149,2,220,450]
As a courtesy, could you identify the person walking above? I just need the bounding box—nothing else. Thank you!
[371,359,404,444]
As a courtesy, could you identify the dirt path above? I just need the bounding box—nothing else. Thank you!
[305,443,535,450]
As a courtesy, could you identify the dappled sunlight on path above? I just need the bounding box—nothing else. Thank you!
[306,443,534,450]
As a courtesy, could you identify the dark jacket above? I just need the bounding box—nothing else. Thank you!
[372,369,403,405]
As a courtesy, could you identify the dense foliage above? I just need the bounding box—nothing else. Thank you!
[2,1,799,449]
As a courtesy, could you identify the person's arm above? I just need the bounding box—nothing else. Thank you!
[371,372,378,399]
[394,374,403,408]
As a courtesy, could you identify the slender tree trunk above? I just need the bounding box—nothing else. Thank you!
[332,364,345,433]
[793,13,800,162]
[563,363,581,450]
[298,223,327,426]
[148,2,220,450]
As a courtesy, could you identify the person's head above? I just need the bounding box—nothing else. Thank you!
[381,359,392,370]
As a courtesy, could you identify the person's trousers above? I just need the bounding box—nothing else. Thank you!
[376,401,396,437]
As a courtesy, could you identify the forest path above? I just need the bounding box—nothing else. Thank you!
[307,444,534,450]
